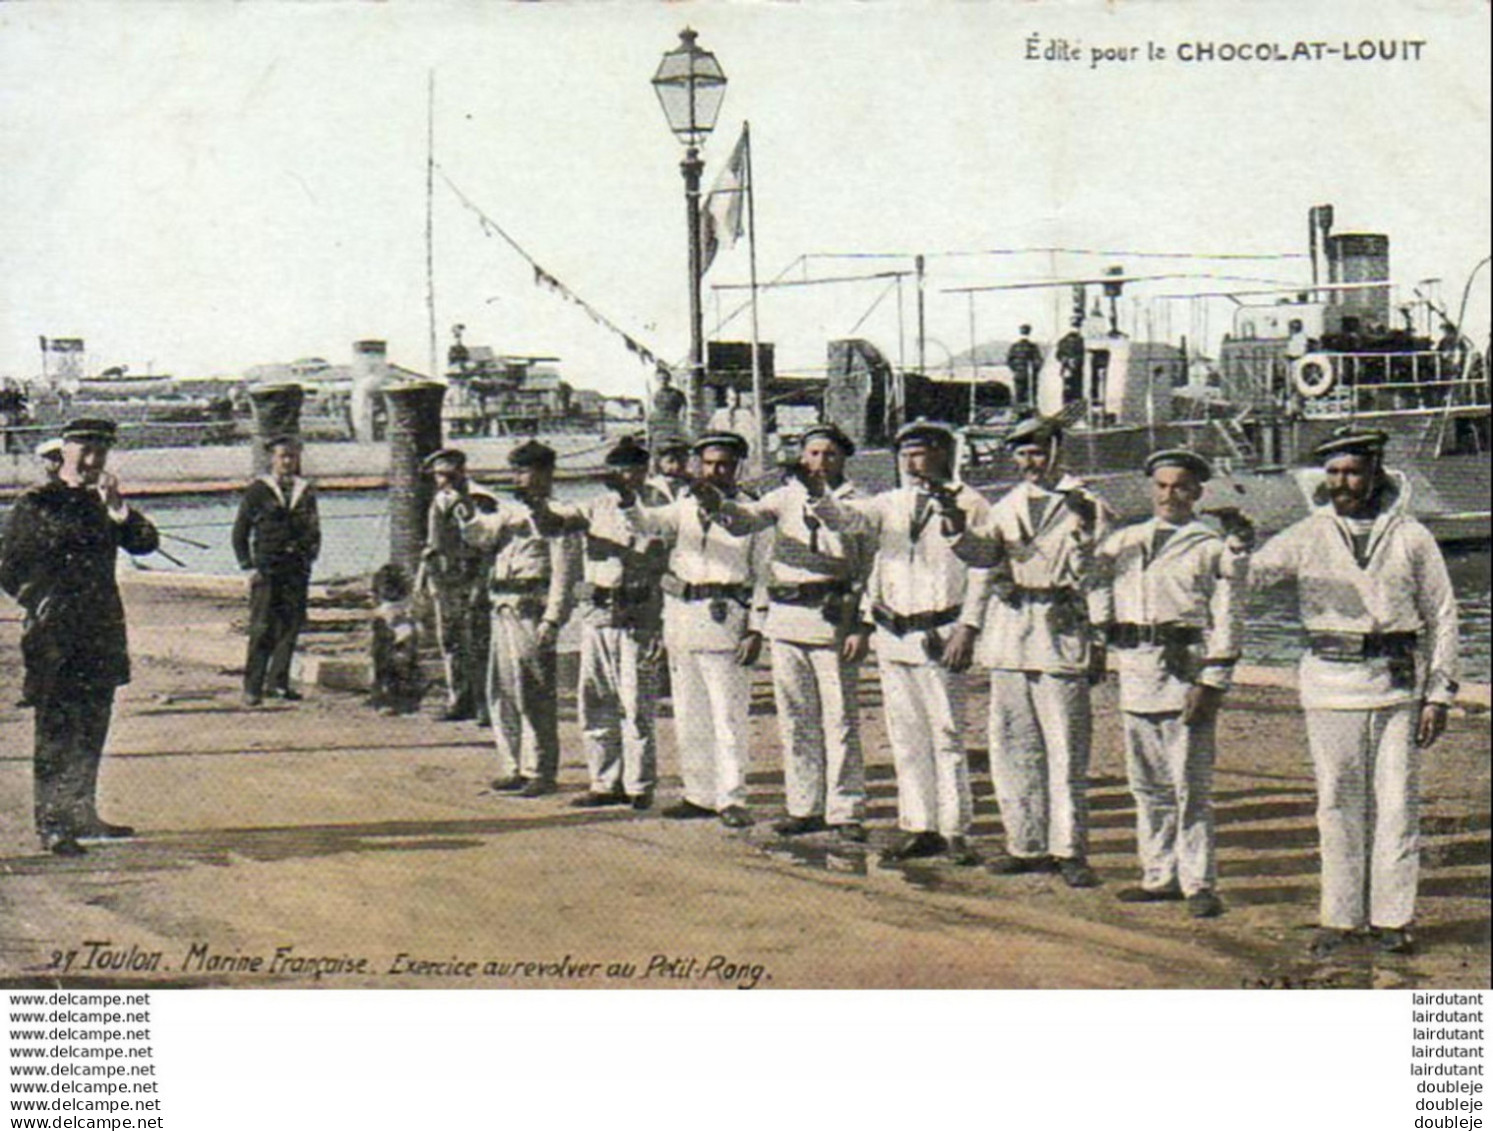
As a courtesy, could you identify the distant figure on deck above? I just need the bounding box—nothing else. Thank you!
[1056,318,1086,406]
[369,564,424,716]
[1005,324,1043,409]
[1436,321,1466,381]
[0,418,160,856]
[232,435,321,707]
[651,368,688,430]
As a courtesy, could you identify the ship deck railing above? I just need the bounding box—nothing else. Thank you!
[1299,353,1489,419]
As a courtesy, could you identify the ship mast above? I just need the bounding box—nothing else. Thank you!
[425,70,438,382]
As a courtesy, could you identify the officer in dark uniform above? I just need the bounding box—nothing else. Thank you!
[1005,325,1043,409]
[1056,318,1087,406]
[232,435,321,706]
[0,418,159,856]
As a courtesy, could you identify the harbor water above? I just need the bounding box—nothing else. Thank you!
[137,487,1493,683]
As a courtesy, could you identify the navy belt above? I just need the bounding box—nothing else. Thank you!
[491,577,547,596]
[590,584,654,609]
[1107,622,1204,649]
[769,580,851,606]
[1011,586,1081,604]
[872,605,961,637]
[674,581,751,603]
[1308,631,1418,661]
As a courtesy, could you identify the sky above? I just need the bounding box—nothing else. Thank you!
[1,0,1488,399]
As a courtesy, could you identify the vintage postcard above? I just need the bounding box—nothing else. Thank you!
[0,0,1487,997]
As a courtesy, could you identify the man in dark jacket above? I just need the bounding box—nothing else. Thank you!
[232,435,321,706]
[0,418,159,856]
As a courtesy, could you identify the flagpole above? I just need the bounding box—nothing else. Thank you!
[744,121,767,474]
[424,70,438,385]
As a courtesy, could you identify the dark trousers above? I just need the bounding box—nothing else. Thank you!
[434,579,490,714]
[245,570,310,695]
[34,684,115,841]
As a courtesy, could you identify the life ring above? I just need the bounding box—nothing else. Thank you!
[1292,353,1336,399]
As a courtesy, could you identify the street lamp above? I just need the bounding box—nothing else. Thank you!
[653,27,727,436]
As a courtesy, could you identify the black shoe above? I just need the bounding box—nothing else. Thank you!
[662,800,717,821]
[831,822,868,844]
[1057,857,1100,889]
[1374,927,1415,955]
[878,831,947,865]
[475,713,492,728]
[441,705,475,722]
[629,791,654,812]
[1187,890,1224,919]
[773,815,827,837]
[43,834,86,857]
[570,790,628,809]
[79,820,136,840]
[988,854,1055,876]
[944,836,980,866]
[1309,928,1354,960]
[272,688,303,702]
[719,806,754,829]
[242,692,262,708]
[491,776,528,793]
[519,778,557,798]
[1116,882,1185,903]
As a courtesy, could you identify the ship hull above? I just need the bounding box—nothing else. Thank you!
[848,419,1491,545]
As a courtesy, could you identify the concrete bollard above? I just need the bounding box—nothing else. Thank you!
[247,384,305,477]
[384,381,447,574]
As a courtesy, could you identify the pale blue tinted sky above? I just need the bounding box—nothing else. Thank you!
[1,0,1487,396]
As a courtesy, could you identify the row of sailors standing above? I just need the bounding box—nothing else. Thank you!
[434,414,1459,960]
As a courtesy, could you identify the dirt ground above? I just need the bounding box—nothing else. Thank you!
[0,582,1487,991]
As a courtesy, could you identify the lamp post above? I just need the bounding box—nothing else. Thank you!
[653,27,727,437]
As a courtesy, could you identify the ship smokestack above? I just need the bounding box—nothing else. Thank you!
[349,339,389,443]
[383,381,446,574]
[1326,232,1391,329]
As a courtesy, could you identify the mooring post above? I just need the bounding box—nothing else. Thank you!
[247,384,305,477]
[384,381,447,574]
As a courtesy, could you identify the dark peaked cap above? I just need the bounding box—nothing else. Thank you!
[1313,427,1390,463]
[799,422,856,457]
[1143,448,1213,482]
[60,418,118,444]
[605,435,650,467]
[894,419,956,450]
[691,430,749,458]
[1004,414,1063,448]
[509,439,557,469]
[422,447,468,471]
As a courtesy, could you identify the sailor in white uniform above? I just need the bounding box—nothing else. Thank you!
[1250,428,1459,958]
[458,440,581,798]
[1090,450,1248,918]
[812,420,992,865]
[953,415,1111,887]
[624,431,769,829]
[707,423,874,842]
[532,436,671,811]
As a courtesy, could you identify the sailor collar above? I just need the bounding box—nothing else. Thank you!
[259,474,310,511]
[1140,516,1214,567]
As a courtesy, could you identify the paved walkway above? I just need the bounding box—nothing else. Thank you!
[0,581,1486,990]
